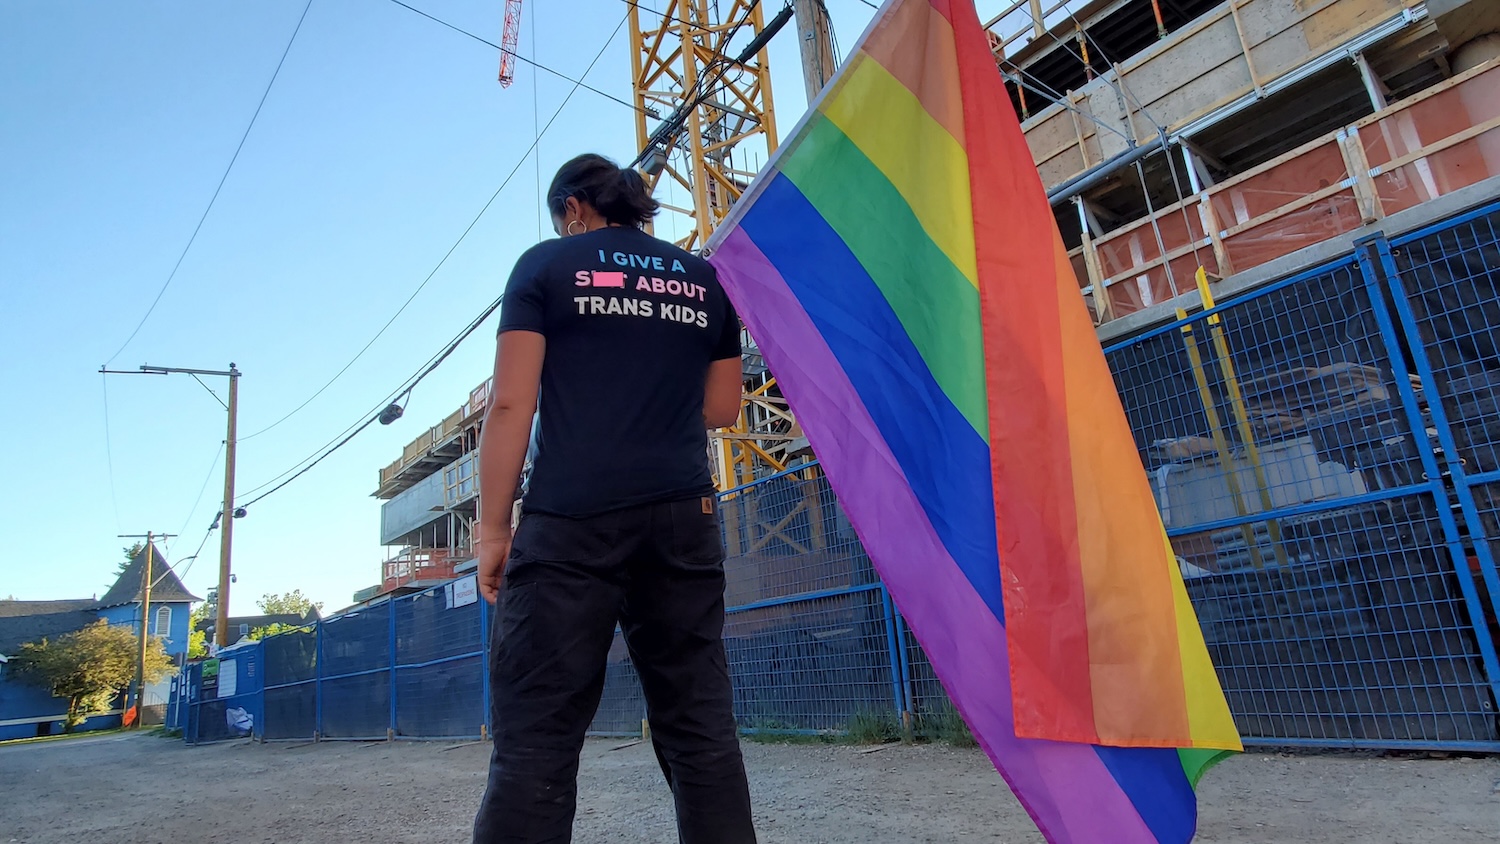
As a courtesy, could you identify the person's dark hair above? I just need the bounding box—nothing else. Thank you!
[547,153,659,228]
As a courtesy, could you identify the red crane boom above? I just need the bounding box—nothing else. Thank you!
[498,0,523,87]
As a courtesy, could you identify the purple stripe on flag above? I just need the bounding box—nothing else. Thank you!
[712,226,1157,844]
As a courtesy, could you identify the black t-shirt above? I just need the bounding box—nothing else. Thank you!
[497,226,741,517]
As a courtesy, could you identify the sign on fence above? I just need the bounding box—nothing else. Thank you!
[218,659,237,698]
[448,575,478,609]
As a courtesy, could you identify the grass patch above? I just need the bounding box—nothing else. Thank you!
[740,711,906,746]
[741,730,841,746]
[740,719,840,745]
[846,710,902,745]
[0,728,125,748]
[915,705,977,748]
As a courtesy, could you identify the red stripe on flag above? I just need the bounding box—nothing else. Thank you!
[939,0,1099,743]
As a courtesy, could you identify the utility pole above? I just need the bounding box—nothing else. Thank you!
[120,531,175,728]
[794,0,837,103]
[101,363,242,649]
[217,366,240,650]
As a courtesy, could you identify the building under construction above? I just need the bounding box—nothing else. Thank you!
[346,0,1500,749]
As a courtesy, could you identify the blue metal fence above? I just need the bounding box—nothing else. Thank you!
[188,579,488,744]
[183,200,1500,751]
[185,646,263,744]
[1101,247,1498,748]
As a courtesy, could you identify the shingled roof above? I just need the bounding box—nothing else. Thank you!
[0,599,96,618]
[0,602,100,656]
[95,543,201,609]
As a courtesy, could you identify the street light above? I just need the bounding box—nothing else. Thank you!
[102,362,242,648]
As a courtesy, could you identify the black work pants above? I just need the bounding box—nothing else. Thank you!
[472,498,756,844]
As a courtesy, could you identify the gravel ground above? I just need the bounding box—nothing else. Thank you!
[2,732,1497,843]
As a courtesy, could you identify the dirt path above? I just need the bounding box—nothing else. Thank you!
[1,733,1495,842]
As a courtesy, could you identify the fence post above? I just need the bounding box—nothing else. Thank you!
[479,589,491,741]
[893,609,914,735]
[389,600,399,741]
[879,587,909,737]
[1361,234,1500,704]
[314,620,323,742]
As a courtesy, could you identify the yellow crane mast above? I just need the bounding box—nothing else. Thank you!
[628,0,836,491]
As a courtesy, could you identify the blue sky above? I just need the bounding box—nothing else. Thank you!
[0,0,880,614]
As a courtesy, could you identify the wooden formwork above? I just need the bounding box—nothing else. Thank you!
[1013,0,1422,192]
[1078,57,1500,321]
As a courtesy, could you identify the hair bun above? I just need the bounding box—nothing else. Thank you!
[547,154,660,228]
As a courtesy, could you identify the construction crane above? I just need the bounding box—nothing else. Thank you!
[628,0,835,490]
[497,0,523,87]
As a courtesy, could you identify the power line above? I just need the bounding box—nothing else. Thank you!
[234,11,631,507]
[620,0,703,37]
[104,0,315,366]
[237,289,505,510]
[384,0,644,114]
[100,374,124,531]
[158,516,220,591]
[630,0,763,169]
[169,441,225,556]
[238,8,639,443]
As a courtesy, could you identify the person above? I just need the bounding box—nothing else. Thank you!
[471,153,754,844]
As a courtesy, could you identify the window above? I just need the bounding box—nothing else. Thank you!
[153,605,171,636]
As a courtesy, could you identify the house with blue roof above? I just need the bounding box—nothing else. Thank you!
[0,543,198,739]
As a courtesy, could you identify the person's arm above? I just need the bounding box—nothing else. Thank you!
[480,333,545,528]
[477,331,544,601]
[476,245,548,602]
[704,284,744,429]
[705,358,742,428]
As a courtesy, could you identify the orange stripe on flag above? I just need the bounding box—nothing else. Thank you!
[861,0,965,144]
[1052,226,1191,743]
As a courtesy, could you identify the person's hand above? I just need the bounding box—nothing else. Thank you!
[477,529,514,604]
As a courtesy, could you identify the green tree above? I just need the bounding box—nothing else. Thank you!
[256,590,322,617]
[187,603,210,659]
[116,542,144,576]
[11,620,172,732]
[245,622,305,641]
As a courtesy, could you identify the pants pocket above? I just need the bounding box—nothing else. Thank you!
[510,513,620,564]
[669,498,726,565]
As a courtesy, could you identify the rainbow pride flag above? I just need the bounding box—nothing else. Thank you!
[706,0,1241,840]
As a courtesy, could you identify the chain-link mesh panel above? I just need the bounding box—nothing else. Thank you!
[1181,497,1495,742]
[190,692,259,744]
[1107,261,1420,535]
[725,589,894,732]
[590,630,646,736]
[720,473,878,609]
[1391,208,1500,475]
[320,673,390,740]
[262,626,317,686]
[320,603,391,677]
[1391,207,1500,639]
[1101,253,1499,746]
[262,684,316,740]
[901,624,951,730]
[395,586,483,666]
[395,656,484,738]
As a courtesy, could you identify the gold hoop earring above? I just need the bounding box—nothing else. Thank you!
[566,220,586,236]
